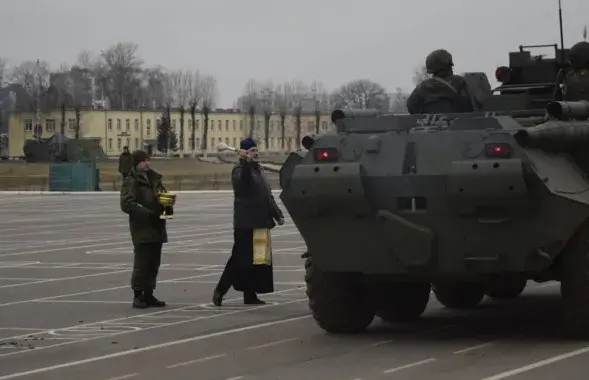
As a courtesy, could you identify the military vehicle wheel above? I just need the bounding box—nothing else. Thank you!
[485,278,527,299]
[432,282,485,309]
[304,257,375,333]
[560,225,589,339]
[374,282,431,323]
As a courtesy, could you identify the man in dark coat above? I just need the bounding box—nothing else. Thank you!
[120,150,171,309]
[212,137,285,306]
[118,146,133,178]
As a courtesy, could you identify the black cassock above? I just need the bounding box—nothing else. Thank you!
[217,229,274,294]
[215,159,283,297]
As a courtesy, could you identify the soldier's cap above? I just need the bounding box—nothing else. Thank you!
[132,150,149,166]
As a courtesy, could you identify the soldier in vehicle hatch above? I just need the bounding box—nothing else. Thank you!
[562,41,589,101]
[407,49,475,114]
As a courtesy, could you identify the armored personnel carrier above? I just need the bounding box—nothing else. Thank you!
[279,100,589,338]
[278,41,589,336]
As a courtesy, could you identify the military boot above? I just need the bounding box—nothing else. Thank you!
[132,290,148,309]
[144,291,166,307]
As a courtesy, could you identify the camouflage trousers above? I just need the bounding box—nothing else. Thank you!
[131,242,163,291]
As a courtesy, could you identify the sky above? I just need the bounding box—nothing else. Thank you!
[1,0,588,108]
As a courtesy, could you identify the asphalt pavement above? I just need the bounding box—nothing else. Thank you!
[0,192,588,380]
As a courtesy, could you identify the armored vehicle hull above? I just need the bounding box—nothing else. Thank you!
[280,102,589,336]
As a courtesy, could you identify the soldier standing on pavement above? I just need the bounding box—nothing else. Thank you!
[407,49,475,114]
[120,150,170,309]
[562,41,589,101]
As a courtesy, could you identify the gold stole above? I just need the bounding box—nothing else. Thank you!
[252,228,272,265]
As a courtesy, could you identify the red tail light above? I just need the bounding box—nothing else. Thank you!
[314,147,339,162]
[485,143,512,158]
[495,66,511,83]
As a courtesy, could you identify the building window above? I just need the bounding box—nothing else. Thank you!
[210,121,214,131]
[126,138,130,148]
[134,119,139,130]
[108,138,113,150]
[225,137,229,145]
[239,120,243,130]
[68,118,75,131]
[46,119,55,132]
[126,119,130,131]
[117,119,121,131]
[322,121,327,130]
[195,120,199,130]
[232,120,236,130]
[146,119,151,127]
[24,119,33,131]
[135,138,139,149]
[232,137,236,147]
[172,119,176,129]
[146,126,151,136]
[210,137,214,148]
[196,138,200,148]
[108,119,112,131]
[225,120,229,131]
[117,138,122,150]
[218,137,222,143]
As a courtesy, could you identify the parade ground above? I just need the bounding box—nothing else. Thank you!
[0,192,589,380]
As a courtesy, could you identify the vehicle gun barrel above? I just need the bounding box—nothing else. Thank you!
[331,109,380,123]
[546,101,589,120]
[514,120,589,150]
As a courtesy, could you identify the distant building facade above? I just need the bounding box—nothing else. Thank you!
[6,108,334,158]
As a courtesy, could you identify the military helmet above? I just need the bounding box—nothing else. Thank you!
[569,41,589,69]
[425,49,454,74]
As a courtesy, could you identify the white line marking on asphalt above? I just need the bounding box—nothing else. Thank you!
[480,345,589,379]
[105,373,138,380]
[0,271,221,308]
[383,358,437,374]
[0,314,311,379]
[224,377,244,380]
[165,353,227,369]
[246,338,300,350]
[453,341,496,354]
[0,270,129,289]
[34,300,194,305]
[0,288,306,359]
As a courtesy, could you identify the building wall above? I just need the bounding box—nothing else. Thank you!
[7,109,335,157]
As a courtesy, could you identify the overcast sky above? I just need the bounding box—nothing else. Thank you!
[1,0,588,107]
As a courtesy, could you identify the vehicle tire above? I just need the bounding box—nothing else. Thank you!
[432,281,485,309]
[560,223,589,339]
[305,257,375,333]
[374,282,431,323]
[485,278,527,299]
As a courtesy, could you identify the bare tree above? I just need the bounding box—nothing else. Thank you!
[334,79,388,111]
[583,26,587,41]
[0,57,8,87]
[10,60,51,137]
[186,70,201,156]
[174,70,191,157]
[161,70,180,156]
[412,65,429,85]
[259,81,274,151]
[275,82,292,151]
[241,79,260,138]
[101,42,143,109]
[290,79,306,150]
[200,75,216,155]
[310,80,329,134]
[391,87,408,113]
